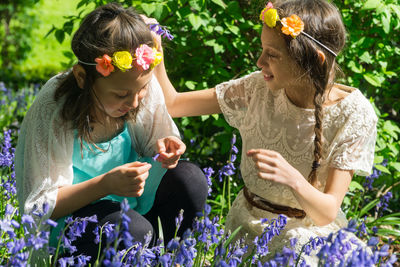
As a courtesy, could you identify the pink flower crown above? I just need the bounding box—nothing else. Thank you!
[260,2,337,57]
[78,44,163,77]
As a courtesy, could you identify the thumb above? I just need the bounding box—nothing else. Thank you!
[157,138,167,153]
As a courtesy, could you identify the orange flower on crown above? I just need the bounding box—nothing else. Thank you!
[281,14,304,38]
[95,54,114,77]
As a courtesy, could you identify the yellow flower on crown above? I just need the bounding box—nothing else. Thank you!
[264,8,279,28]
[151,48,163,69]
[112,51,133,72]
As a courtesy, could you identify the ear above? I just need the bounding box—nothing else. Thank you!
[317,50,326,65]
[72,64,86,89]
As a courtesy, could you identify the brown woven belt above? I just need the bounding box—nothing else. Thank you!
[243,186,306,219]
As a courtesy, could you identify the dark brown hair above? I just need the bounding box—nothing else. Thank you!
[54,3,154,147]
[274,0,346,186]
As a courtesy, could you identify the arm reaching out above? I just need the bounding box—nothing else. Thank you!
[154,51,221,117]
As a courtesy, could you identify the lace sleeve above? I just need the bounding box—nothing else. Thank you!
[215,71,261,129]
[330,101,378,176]
[129,75,180,157]
[15,76,74,221]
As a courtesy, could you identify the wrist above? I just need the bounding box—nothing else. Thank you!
[96,173,110,197]
[290,171,307,192]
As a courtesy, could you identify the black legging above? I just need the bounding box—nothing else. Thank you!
[66,160,208,262]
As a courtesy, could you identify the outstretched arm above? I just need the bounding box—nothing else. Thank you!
[154,60,221,118]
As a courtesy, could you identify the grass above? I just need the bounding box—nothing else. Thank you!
[22,0,93,76]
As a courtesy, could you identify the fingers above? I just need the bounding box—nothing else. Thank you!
[157,136,186,158]
[125,162,152,177]
[140,14,158,25]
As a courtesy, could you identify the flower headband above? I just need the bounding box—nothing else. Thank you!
[260,2,337,57]
[78,45,163,77]
[77,24,172,77]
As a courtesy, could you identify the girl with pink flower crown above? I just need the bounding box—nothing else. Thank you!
[156,0,377,263]
[15,3,208,263]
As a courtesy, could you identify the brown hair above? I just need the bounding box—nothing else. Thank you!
[54,3,154,147]
[274,0,346,186]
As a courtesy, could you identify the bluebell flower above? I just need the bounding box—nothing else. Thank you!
[175,209,184,230]
[75,254,91,266]
[203,167,214,195]
[58,256,75,267]
[159,254,172,266]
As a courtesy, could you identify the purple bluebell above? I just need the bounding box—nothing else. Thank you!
[203,166,214,195]
[175,209,184,230]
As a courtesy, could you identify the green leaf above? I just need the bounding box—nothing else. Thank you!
[153,5,166,20]
[211,0,226,8]
[359,198,380,217]
[226,1,242,19]
[347,61,363,74]
[189,0,202,11]
[55,29,65,44]
[201,115,210,121]
[373,155,384,164]
[381,8,391,34]
[390,4,400,20]
[188,13,202,30]
[375,164,391,174]
[362,0,383,10]
[224,22,240,35]
[185,80,197,90]
[223,226,242,249]
[363,73,383,87]
[141,3,155,16]
[389,162,400,172]
[359,51,374,64]
[348,181,364,192]
[63,21,74,35]
[377,228,400,237]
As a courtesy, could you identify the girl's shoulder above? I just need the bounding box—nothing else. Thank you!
[328,84,378,126]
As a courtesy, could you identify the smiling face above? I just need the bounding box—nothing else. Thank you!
[92,69,153,118]
[257,25,307,92]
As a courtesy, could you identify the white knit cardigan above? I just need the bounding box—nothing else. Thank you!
[15,72,180,223]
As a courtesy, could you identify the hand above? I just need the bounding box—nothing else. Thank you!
[140,14,162,51]
[102,162,152,197]
[156,136,186,169]
[247,149,304,189]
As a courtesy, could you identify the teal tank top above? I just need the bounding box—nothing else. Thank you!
[49,123,166,248]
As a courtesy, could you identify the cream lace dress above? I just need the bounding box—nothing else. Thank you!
[215,71,377,263]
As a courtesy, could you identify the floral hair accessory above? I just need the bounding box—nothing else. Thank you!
[260,2,279,28]
[78,44,163,77]
[281,14,304,38]
[260,2,337,57]
[94,54,114,77]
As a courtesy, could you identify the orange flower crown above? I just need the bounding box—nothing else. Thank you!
[260,2,337,57]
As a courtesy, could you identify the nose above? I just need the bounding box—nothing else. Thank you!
[257,52,268,69]
[126,93,140,109]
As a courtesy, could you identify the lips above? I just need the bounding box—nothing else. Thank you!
[118,109,130,114]
[263,73,274,81]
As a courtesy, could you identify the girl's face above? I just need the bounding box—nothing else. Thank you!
[257,25,306,91]
[93,69,152,118]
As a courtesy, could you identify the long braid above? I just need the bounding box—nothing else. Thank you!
[309,81,325,187]
[275,0,346,188]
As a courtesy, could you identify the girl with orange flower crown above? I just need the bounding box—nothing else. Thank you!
[156,0,377,263]
[15,3,208,263]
